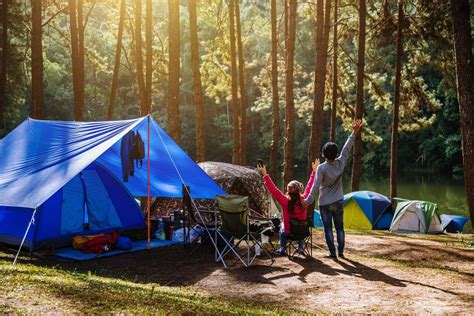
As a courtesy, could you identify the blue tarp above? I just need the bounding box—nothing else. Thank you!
[0,117,225,209]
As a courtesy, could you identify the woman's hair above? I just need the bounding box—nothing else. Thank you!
[288,192,301,212]
[287,180,304,212]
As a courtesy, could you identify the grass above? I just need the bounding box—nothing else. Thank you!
[0,259,289,314]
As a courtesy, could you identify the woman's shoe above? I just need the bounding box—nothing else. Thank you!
[296,247,305,255]
[275,247,287,256]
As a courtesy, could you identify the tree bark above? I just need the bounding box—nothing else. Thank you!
[188,0,206,162]
[351,0,366,191]
[168,0,181,143]
[269,0,280,179]
[107,0,126,120]
[77,0,84,120]
[0,0,7,128]
[451,0,474,223]
[235,0,247,165]
[228,0,240,165]
[390,1,403,199]
[134,0,146,115]
[145,0,152,114]
[330,0,338,142]
[31,0,44,119]
[283,0,297,186]
[307,0,330,174]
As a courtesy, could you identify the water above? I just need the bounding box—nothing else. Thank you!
[292,172,469,217]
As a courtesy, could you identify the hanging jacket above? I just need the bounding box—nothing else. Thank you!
[120,131,136,182]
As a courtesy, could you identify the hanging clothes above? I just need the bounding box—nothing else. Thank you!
[120,131,145,182]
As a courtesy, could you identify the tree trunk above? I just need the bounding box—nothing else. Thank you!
[330,0,338,142]
[235,0,247,165]
[0,0,8,128]
[188,0,206,162]
[145,0,152,114]
[351,0,366,191]
[451,0,474,223]
[228,0,240,165]
[390,1,403,199]
[31,0,44,119]
[269,0,280,179]
[107,0,126,120]
[134,0,146,115]
[77,0,84,120]
[307,0,330,174]
[168,0,181,143]
[283,0,297,186]
[284,0,288,63]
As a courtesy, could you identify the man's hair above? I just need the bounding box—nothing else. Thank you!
[322,142,339,161]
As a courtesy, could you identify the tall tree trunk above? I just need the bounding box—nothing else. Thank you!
[283,0,297,186]
[351,0,366,191]
[451,0,474,223]
[188,0,206,162]
[269,0,280,179]
[107,0,126,120]
[0,0,7,128]
[390,1,404,199]
[134,0,146,115]
[69,0,84,120]
[31,0,44,119]
[284,0,288,63]
[145,0,152,114]
[168,0,181,143]
[330,0,338,142]
[228,0,240,164]
[307,0,330,174]
[235,0,247,165]
[77,0,84,120]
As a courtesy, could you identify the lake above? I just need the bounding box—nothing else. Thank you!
[291,172,469,218]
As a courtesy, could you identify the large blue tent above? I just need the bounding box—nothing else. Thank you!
[0,117,225,249]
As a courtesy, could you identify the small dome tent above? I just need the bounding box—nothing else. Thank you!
[343,191,393,230]
[440,214,469,233]
[390,200,443,234]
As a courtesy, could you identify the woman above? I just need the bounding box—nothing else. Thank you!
[258,159,319,255]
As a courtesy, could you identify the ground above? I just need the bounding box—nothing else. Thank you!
[1,230,473,314]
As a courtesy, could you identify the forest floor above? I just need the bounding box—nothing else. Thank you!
[0,230,473,314]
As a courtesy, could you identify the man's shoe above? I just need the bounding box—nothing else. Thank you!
[326,253,337,259]
[338,253,345,258]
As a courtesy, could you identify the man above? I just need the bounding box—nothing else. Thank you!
[303,119,363,258]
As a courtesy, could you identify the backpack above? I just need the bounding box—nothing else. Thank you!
[131,131,145,167]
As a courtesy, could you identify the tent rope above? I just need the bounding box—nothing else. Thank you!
[151,122,227,267]
[13,208,37,265]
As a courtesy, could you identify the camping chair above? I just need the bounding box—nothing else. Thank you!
[215,195,274,268]
[285,202,314,259]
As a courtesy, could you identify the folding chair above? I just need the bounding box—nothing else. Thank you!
[215,195,274,268]
[285,202,315,259]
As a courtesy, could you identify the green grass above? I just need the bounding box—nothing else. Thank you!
[0,259,290,314]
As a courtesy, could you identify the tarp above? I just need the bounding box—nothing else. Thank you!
[0,117,225,209]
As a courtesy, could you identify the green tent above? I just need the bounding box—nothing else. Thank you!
[390,200,443,234]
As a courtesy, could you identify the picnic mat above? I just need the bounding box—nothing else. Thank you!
[53,239,179,261]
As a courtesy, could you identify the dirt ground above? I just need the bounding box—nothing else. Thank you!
[7,230,474,314]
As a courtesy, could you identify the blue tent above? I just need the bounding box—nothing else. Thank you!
[0,117,225,249]
[343,191,393,230]
[440,214,469,233]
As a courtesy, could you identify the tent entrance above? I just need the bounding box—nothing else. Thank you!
[61,170,123,235]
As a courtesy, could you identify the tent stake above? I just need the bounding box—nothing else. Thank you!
[13,208,37,265]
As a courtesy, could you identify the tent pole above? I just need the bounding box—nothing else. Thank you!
[147,115,151,250]
[13,208,37,265]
